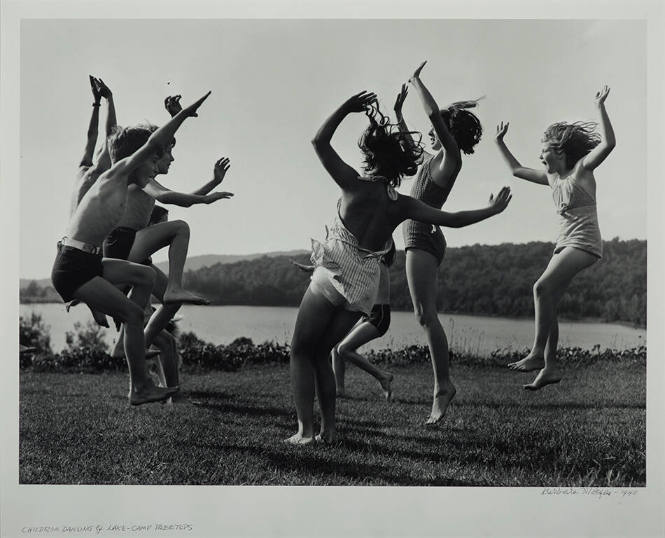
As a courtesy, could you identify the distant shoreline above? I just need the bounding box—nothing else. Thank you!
[19,301,647,330]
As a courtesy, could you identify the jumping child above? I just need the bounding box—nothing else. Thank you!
[51,91,212,405]
[495,85,615,390]
[286,89,511,445]
[397,61,484,424]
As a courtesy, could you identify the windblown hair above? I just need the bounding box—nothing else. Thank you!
[108,123,160,163]
[358,102,424,187]
[108,122,177,164]
[542,121,601,169]
[440,101,483,155]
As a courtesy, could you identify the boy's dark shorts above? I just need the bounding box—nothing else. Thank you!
[51,243,103,302]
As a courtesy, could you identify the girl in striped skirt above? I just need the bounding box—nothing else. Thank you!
[286,89,512,445]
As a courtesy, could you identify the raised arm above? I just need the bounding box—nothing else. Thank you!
[78,75,101,168]
[312,90,376,190]
[191,157,230,195]
[393,83,422,154]
[581,85,616,170]
[409,61,462,177]
[399,186,512,228]
[495,121,548,185]
[117,91,211,176]
[91,77,116,171]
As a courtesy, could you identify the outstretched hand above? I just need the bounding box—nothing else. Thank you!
[183,91,212,117]
[89,75,101,102]
[213,157,230,182]
[206,191,234,204]
[409,61,427,84]
[394,83,408,118]
[595,85,610,106]
[94,77,112,99]
[342,90,377,114]
[489,186,512,213]
[164,95,183,117]
[495,121,510,142]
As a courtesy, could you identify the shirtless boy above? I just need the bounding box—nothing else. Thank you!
[104,94,233,361]
[51,91,212,405]
[67,76,118,328]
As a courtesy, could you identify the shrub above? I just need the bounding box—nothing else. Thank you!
[19,313,53,354]
[18,319,647,373]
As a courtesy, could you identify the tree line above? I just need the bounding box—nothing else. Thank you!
[21,239,646,326]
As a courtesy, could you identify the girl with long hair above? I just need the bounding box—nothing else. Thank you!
[397,61,484,424]
[495,86,615,389]
[286,89,511,444]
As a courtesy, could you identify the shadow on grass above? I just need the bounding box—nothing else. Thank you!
[222,441,485,486]
[458,400,645,411]
[190,399,292,419]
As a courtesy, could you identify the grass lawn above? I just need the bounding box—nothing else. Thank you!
[19,360,645,486]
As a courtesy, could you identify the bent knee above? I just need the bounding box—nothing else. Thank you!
[533,278,553,297]
[173,219,190,236]
[336,341,351,356]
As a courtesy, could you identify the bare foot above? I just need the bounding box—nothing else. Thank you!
[315,431,337,444]
[379,373,393,401]
[508,352,545,372]
[284,433,314,445]
[129,383,177,406]
[524,369,562,391]
[163,288,209,305]
[425,383,457,425]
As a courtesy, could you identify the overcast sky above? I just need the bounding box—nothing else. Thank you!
[20,18,645,278]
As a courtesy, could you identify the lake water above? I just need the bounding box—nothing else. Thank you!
[20,304,646,356]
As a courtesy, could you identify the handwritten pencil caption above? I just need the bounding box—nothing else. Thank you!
[21,523,193,534]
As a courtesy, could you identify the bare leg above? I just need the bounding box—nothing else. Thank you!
[72,268,173,405]
[152,330,180,388]
[509,247,597,372]
[524,318,562,390]
[287,286,358,445]
[139,265,181,346]
[406,249,456,425]
[314,308,362,442]
[129,221,208,305]
[287,287,335,444]
[334,321,393,400]
[111,266,181,357]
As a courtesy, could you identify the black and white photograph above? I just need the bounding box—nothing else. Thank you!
[2,0,664,536]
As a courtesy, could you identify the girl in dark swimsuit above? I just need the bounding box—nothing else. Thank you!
[397,62,484,424]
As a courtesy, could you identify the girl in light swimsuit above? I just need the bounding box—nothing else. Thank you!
[495,86,615,390]
[396,61,484,424]
[286,90,512,445]
[331,240,396,401]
